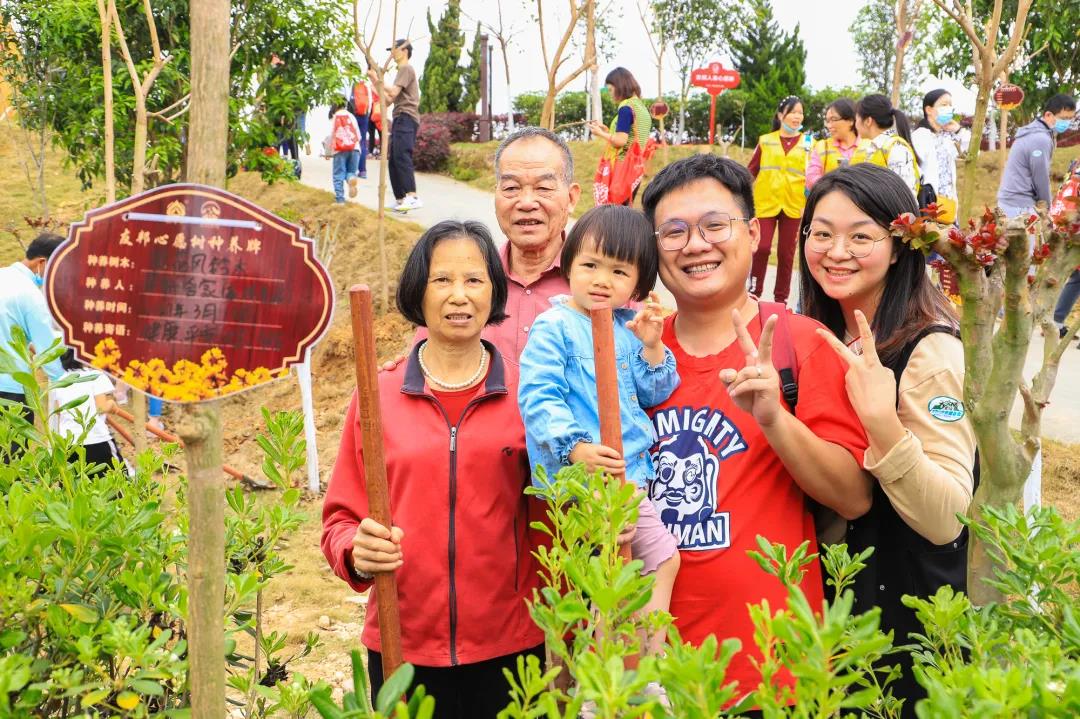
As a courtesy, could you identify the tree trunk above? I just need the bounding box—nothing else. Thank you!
[958,63,992,223]
[998,107,1008,176]
[96,0,116,204]
[131,95,148,195]
[185,0,230,715]
[377,92,391,311]
[890,1,908,107]
[502,44,514,133]
[541,83,557,130]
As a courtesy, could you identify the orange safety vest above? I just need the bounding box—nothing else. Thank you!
[753,130,810,218]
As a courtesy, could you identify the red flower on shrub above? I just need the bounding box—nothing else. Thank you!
[948,227,967,247]
[262,146,277,157]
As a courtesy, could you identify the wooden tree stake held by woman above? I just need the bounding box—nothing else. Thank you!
[348,284,404,676]
[590,305,632,562]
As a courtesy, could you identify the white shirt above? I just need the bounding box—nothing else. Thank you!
[912,127,959,201]
[49,369,115,444]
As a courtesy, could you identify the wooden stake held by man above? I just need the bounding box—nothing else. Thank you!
[590,305,632,562]
[348,284,404,676]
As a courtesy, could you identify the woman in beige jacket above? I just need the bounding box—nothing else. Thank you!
[797,163,976,718]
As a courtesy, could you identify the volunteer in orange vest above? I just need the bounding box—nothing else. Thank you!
[747,95,809,305]
[350,77,373,179]
[806,98,869,189]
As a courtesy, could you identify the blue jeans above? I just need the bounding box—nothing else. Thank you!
[148,396,163,418]
[332,150,361,202]
[1054,269,1080,326]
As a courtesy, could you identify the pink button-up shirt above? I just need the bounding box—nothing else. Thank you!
[413,240,570,364]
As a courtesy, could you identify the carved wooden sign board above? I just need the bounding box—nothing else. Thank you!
[45,184,333,402]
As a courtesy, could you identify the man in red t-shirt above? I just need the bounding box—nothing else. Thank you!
[638,155,871,701]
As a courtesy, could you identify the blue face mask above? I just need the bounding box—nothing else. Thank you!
[783,122,803,133]
[32,272,44,288]
[1054,118,1072,134]
[936,108,955,125]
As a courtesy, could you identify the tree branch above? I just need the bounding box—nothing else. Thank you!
[930,0,985,54]
[991,0,1034,78]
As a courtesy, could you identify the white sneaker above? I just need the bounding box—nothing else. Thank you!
[396,195,423,212]
[386,197,399,209]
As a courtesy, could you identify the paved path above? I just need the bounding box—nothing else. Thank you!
[298,153,1079,444]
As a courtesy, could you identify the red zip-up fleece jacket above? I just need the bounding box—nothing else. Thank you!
[322,340,545,666]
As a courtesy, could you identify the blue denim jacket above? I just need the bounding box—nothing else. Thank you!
[518,297,680,489]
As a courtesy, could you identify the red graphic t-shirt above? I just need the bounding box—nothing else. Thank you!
[647,310,867,700]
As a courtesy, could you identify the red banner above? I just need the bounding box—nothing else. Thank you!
[45,184,333,402]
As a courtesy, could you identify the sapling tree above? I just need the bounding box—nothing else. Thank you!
[892,202,1080,604]
[532,0,597,130]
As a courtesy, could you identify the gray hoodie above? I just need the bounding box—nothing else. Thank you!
[997,118,1055,209]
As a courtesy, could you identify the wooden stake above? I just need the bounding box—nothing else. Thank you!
[111,407,252,483]
[590,306,632,562]
[185,0,231,714]
[348,285,404,677]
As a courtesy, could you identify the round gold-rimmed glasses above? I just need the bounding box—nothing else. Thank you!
[802,225,892,259]
[655,212,750,251]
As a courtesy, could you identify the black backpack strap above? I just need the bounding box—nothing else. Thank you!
[759,302,798,412]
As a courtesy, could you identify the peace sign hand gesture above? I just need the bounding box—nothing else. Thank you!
[719,309,783,428]
[814,310,900,439]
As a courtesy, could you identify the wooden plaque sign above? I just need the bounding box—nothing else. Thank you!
[993,83,1024,111]
[45,184,333,402]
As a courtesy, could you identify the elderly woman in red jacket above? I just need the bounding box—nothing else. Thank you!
[322,219,544,718]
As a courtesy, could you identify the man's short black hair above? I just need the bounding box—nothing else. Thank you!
[59,348,82,372]
[642,154,756,224]
[1043,93,1076,115]
[26,232,65,260]
[560,205,657,302]
[396,220,508,327]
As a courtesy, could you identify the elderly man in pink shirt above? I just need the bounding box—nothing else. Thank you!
[409,127,580,363]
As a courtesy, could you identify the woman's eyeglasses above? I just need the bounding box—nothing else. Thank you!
[802,225,892,258]
[655,212,750,251]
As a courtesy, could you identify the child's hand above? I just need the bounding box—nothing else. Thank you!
[626,291,665,349]
[569,441,626,479]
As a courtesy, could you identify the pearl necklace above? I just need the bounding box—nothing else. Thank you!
[418,341,488,390]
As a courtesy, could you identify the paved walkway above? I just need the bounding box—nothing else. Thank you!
[298,153,1080,444]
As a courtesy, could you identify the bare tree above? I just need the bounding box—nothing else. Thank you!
[929,0,1033,222]
[891,0,924,107]
[353,0,401,312]
[637,0,668,139]
[535,0,596,130]
[464,1,523,133]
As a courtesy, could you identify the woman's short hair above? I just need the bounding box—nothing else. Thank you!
[798,164,956,364]
[826,98,857,134]
[604,67,641,104]
[560,205,657,302]
[396,220,509,327]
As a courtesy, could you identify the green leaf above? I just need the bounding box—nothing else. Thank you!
[375,663,415,714]
[81,688,111,707]
[129,678,164,696]
[59,603,98,623]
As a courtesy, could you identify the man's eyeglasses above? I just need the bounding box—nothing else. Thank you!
[655,212,750,251]
[802,225,892,258]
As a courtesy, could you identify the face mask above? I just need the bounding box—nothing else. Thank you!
[936,107,955,125]
[783,122,803,133]
[32,272,44,288]
[1054,118,1072,134]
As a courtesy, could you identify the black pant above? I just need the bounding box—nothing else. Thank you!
[367,644,543,719]
[388,114,418,200]
[73,439,125,478]
[369,120,380,153]
[0,391,33,460]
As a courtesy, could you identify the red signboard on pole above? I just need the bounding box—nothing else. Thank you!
[993,83,1025,111]
[45,184,333,402]
[691,62,741,145]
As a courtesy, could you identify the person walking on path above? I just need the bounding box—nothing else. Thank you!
[747,95,810,305]
[806,98,868,189]
[639,154,870,705]
[0,232,65,434]
[853,94,920,200]
[911,89,961,223]
[370,39,423,212]
[587,67,654,206]
[326,100,362,204]
[799,163,976,717]
[349,75,375,179]
[997,93,1076,218]
[323,220,544,717]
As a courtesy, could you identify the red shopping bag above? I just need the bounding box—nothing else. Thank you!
[598,139,657,206]
[593,156,613,205]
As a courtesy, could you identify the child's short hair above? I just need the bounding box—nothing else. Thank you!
[560,205,658,302]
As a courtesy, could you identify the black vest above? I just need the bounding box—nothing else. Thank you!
[846,326,979,717]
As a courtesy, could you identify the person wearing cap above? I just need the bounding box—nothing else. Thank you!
[369,39,423,213]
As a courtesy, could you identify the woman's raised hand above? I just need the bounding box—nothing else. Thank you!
[351,517,405,576]
[626,291,666,350]
[719,309,783,428]
[815,310,900,438]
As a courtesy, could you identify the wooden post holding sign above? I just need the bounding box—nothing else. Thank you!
[690,62,741,146]
[994,83,1025,174]
[348,285,404,678]
[589,306,632,562]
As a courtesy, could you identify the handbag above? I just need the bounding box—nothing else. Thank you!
[595,138,657,206]
[593,157,613,205]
